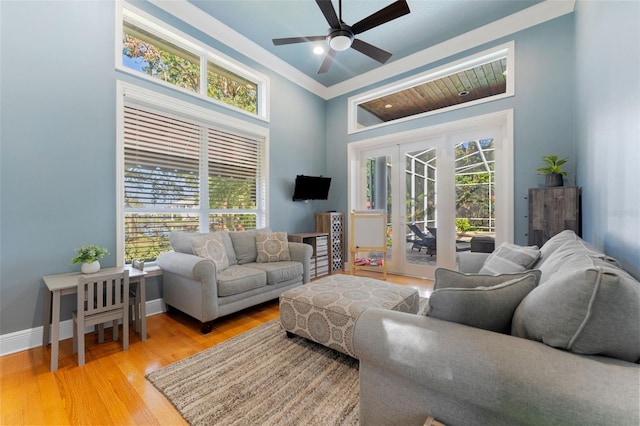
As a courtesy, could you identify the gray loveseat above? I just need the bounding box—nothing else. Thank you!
[353,230,640,425]
[157,229,312,333]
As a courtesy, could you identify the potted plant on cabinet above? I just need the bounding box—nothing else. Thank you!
[537,155,568,187]
[72,244,109,273]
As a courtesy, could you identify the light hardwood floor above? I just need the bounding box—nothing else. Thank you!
[0,271,433,425]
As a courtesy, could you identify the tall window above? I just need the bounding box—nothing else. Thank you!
[118,83,267,264]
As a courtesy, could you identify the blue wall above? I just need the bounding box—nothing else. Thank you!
[0,1,326,334]
[574,0,640,277]
[325,15,576,246]
[1,1,637,338]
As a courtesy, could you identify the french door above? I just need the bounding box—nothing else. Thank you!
[348,111,513,278]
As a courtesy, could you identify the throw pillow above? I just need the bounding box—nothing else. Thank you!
[213,230,237,265]
[427,273,539,334]
[478,242,541,275]
[433,267,542,290]
[512,256,640,363]
[256,232,291,263]
[190,233,230,272]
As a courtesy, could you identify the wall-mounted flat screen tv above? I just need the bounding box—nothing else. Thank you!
[292,175,331,201]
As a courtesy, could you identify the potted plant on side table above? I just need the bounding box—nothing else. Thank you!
[72,244,109,274]
[537,155,568,187]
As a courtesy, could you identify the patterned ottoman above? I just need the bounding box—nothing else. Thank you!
[279,275,419,358]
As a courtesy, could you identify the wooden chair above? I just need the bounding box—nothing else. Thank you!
[72,270,129,366]
[95,287,137,343]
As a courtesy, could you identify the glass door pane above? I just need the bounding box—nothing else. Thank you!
[362,155,391,268]
[454,139,496,256]
[405,148,438,268]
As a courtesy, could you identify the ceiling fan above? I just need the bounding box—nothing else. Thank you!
[272,0,411,74]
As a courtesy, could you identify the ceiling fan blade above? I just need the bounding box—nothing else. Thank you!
[317,49,336,74]
[351,38,392,64]
[272,35,326,45]
[316,0,340,28]
[351,0,410,35]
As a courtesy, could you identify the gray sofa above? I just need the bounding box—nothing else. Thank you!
[157,229,312,333]
[353,230,640,425]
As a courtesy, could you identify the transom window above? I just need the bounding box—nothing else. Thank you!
[118,4,267,120]
[117,82,268,265]
[348,42,514,133]
[123,21,201,93]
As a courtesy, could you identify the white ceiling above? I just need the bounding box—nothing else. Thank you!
[150,0,575,99]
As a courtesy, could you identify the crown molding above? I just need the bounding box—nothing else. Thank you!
[148,0,575,101]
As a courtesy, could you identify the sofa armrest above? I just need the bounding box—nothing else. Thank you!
[156,250,216,281]
[457,251,490,273]
[353,309,639,426]
[288,242,313,283]
[157,250,221,322]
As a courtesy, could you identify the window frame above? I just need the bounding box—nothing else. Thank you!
[116,2,269,122]
[116,81,270,267]
[347,42,515,134]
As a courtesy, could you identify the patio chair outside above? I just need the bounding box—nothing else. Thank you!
[407,224,437,255]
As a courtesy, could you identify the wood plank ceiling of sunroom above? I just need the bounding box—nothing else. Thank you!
[359,58,507,122]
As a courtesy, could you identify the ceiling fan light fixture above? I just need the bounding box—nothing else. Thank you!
[273,0,411,73]
[328,30,353,51]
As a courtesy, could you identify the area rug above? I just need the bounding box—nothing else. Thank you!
[146,319,359,425]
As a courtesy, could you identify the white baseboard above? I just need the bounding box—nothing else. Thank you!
[0,298,166,357]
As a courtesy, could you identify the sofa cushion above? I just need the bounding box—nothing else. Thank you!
[229,227,271,264]
[191,233,230,272]
[433,267,542,290]
[256,232,291,263]
[169,231,203,255]
[229,230,257,264]
[536,229,581,266]
[427,272,539,334]
[537,238,618,283]
[512,255,640,362]
[478,242,541,275]
[216,265,266,297]
[244,261,303,285]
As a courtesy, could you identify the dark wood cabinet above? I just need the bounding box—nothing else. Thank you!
[528,186,581,247]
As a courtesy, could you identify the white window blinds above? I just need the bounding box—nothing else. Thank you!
[124,106,201,208]
[122,102,265,263]
[207,128,260,209]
